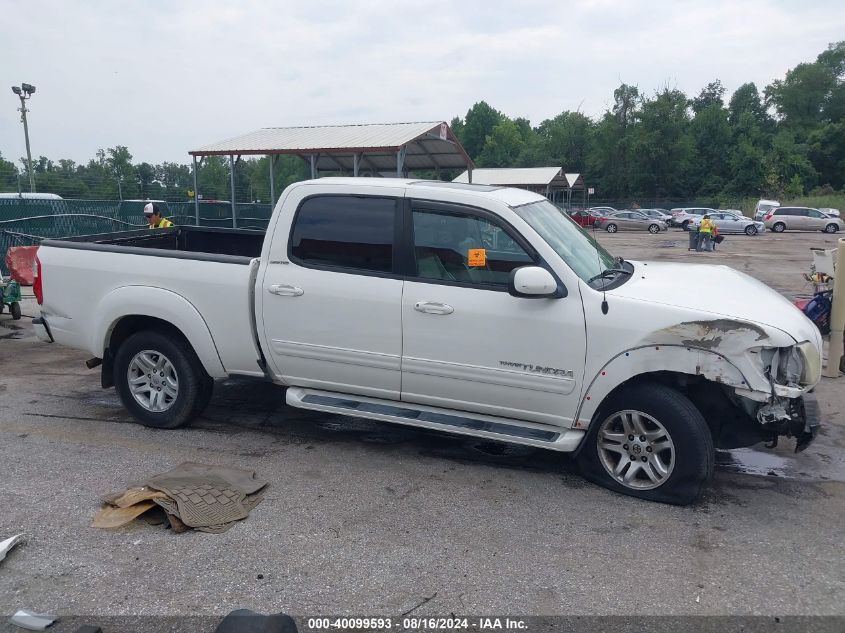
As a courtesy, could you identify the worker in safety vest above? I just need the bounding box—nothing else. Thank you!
[697,214,716,252]
[144,203,173,229]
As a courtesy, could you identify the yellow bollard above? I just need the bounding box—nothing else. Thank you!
[823,238,845,378]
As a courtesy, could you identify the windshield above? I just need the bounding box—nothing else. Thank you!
[513,200,617,283]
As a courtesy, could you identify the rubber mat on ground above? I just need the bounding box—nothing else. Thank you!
[145,462,268,529]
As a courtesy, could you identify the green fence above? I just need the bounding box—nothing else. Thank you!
[0,199,273,275]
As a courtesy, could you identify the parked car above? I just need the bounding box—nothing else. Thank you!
[33,177,822,504]
[588,206,617,215]
[569,209,600,228]
[638,208,673,222]
[669,208,714,230]
[689,211,765,235]
[764,207,843,233]
[819,207,841,218]
[595,210,668,233]
[754,199,780,221]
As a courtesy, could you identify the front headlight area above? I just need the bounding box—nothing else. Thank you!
[760,341,821,388]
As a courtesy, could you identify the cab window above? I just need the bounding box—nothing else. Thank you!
[290,196,397,273]
[411,208,534,287]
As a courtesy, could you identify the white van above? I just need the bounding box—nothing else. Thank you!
[0,192,63,200]
[754,199,780,221]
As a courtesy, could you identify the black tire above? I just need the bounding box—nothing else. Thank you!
[648,224,660,234]
[824,223,839,234]
[605,223,618,233]
[772,222,786,233]
[681,220,690,231]
[113,329,209,429]
[192,373,215,418]
[577,383,714,505]
[10,302,21,320]
[744,225,757,236]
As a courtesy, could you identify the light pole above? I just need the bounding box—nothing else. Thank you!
[11,83,36,193]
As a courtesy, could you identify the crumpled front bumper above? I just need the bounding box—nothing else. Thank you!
[757,393,821,452]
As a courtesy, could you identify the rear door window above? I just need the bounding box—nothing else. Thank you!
[290,196,397,273]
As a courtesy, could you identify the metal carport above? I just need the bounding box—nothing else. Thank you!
[452,167,584,205]
[188,121,474,226]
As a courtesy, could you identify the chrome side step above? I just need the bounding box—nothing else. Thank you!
[286,387,585,452]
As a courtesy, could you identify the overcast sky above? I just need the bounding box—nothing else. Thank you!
[2,0,844,165]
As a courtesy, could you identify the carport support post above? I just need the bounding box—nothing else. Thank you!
[269,155,277,207]
[229,155,237,228]
[353,153,360,177]
[192,155,199,226]
[468,168,472,184]
[824,238,845,377]
[396,146,406,177]
[310,155,317,179]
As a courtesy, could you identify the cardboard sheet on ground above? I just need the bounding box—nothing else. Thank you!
[91,501,157,528]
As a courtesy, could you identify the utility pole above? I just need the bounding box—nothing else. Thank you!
[11,83,36,193]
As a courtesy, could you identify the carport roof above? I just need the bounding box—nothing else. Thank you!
[189,121,474,172]
[453,167,583,190]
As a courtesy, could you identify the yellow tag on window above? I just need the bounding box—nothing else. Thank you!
[467,248,486,267]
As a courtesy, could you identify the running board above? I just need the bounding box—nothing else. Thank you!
[286,387,585,452]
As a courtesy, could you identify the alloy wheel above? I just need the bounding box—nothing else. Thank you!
[597,409,675,490]
[127,349,179,412]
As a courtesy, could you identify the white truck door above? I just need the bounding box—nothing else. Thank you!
[260,192,404,400]
[400,201,586,427]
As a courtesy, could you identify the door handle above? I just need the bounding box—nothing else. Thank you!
[268,283,304,297]
[414,301,454,315]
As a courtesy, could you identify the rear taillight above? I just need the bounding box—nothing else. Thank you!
[33,254,43,305]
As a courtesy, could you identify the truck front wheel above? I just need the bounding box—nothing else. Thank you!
[113,329,209,429]
[577,383,714,505]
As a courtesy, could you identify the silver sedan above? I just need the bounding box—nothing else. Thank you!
[690,212,765,235]
[594,210,668,233]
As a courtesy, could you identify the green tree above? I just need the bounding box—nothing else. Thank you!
[728,82,770,129]
[0,152,18,192]
[460,101,504,159]
[691,80,725,113]
[627,88,693,197]
[534,111,593,171]
[477,119,526,167]
[689,103,731,195]
[808,119,845,189]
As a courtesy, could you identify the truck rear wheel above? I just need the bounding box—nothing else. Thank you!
[113,330,208,429]
[577,383,714,505]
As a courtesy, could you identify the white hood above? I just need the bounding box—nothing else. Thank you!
[610,261,820,346]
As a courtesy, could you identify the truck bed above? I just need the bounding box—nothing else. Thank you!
[42,226,265,262]
[37,226,266,377]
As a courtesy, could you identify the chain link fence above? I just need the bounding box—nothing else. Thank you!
[0,199,273,275]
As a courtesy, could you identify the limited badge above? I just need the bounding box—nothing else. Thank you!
[467,248,486,267]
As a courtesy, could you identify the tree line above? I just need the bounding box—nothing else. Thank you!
[1,41,843,204]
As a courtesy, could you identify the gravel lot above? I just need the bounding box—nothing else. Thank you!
[1,228,843,623]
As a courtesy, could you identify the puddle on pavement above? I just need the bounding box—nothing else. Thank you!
[717,447,845,483]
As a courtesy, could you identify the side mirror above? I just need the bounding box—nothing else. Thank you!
[508,266,561,298]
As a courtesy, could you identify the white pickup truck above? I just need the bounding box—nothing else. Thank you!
[32,178,823,504]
